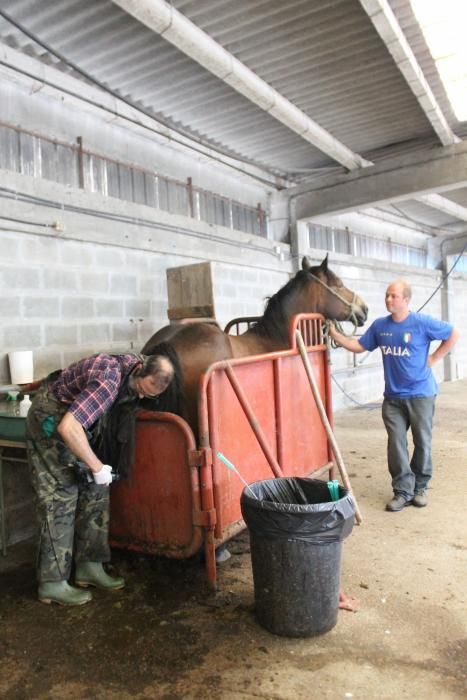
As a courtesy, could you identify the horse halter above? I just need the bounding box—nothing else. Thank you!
[308,271,360,334]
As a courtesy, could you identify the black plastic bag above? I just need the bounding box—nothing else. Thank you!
[241,476,355,545]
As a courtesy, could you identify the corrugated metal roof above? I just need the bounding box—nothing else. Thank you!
[0,0,440,176]
[389,0,467,140]
[0,0,466,233]
[175,0,435,153]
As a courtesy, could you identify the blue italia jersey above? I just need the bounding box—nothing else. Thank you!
[359,312,453,398]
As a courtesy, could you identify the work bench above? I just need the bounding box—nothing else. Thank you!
[0,409,28,556]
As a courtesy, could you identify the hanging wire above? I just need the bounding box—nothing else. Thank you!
[331,375,382,410]
[417,240,467,312]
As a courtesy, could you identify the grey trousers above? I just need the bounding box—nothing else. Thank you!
[381,396,436,500]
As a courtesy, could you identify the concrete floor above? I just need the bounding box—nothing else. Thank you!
[0,379,466,699]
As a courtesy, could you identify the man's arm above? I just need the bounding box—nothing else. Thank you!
[57,412,104,475]
[328,323,366,354]
[428,328,459,368]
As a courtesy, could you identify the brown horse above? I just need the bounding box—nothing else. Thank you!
[142,256,367,429]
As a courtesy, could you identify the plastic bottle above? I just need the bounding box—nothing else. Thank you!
[19,394,32,417]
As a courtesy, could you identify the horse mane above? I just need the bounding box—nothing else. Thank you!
[139,341,186,417]
[250,268,312,342]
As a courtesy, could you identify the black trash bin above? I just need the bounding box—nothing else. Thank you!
[241,476,355,638]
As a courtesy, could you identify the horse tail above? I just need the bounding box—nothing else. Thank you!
[140,341,185,417]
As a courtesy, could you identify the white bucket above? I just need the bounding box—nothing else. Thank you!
[8,350,34,385]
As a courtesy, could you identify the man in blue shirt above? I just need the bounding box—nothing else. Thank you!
[329,280,459,512]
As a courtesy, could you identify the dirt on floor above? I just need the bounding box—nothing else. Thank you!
[0,380,466,700]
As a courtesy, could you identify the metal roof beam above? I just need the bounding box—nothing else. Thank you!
[359,0,460,147]
[293,141,467,221]
[417,193,467,223]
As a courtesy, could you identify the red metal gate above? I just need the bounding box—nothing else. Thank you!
[110,314,333,587]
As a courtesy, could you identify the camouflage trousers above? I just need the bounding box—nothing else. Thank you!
[25,381,110,583]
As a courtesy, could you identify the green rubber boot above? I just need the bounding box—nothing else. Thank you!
[75,562,125,591]
[38,580,93,606]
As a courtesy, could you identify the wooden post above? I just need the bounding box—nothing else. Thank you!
[187,176,194,218]
[76,136,85,189]
[295,330,363,525]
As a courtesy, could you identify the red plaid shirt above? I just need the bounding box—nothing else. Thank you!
[51,353,140,429]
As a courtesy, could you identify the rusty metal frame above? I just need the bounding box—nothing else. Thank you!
[110,314,333,590]
[110,411,206,559]
[197,313,332,587]
[223,316,261,335]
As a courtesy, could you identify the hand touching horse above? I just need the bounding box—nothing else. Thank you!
[143,255,368,429]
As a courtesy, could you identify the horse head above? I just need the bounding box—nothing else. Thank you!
[301,255,368,326]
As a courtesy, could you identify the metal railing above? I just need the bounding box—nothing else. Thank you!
[0,122,268,238]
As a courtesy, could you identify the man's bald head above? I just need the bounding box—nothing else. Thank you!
[387,280,412,301]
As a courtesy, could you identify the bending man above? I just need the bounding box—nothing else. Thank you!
[26,350,175,606]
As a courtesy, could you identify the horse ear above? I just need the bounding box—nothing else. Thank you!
[319,254,329,272]
[301,256,312,270]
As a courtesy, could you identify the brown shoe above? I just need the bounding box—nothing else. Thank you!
[385,494,412,512]
[413,490,428,508]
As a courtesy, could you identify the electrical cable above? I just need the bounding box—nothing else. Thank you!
[416,240,467,312]
[331,374,381,410]
[389,202,437,229]
[0,187,287,259]
[0,214,53,229]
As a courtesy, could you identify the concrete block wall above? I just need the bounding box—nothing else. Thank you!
[1,164,464,415]
[0,168,290,385]
[211,263,289,323]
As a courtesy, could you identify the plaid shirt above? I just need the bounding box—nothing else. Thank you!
[51,353,140,429]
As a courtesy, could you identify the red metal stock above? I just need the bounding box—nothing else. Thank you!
[110,314,333,589]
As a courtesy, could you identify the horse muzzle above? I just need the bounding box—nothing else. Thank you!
[352,298,368,326]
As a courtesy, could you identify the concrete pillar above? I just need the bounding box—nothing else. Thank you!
[289,202,310,272]
[267,190,290,243]
[426,237,443,270]
[442,254,459,381]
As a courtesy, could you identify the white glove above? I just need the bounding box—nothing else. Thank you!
[93,464,113,486]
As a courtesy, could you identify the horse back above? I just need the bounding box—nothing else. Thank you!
[143,322,234,429]
[142,323,185,353]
